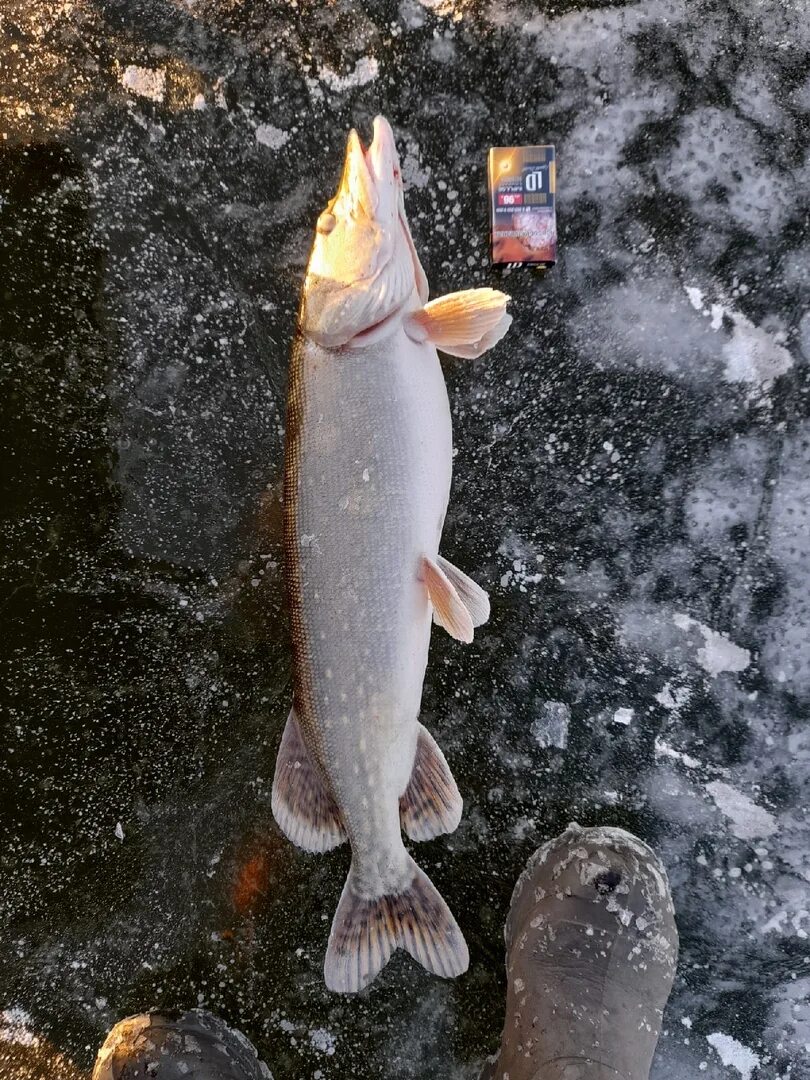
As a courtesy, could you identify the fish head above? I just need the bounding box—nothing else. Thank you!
[302,115,428,348]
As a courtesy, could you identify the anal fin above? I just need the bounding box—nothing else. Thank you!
[404,287,511,358]
[272,709,347,853]
[400,723,463,841]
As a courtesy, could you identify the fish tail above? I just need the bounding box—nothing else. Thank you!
[324,854,468,993]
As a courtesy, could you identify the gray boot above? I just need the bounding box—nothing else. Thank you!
[92,1010,272,1079]
[482,823,678,1080]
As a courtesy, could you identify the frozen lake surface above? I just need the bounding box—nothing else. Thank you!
[1,1,809,1078]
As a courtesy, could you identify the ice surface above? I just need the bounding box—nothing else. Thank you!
[1,1,808,1079]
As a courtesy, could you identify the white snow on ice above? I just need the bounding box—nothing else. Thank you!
[761,906,810,939]
[531,701,570,749]
[318,57,379,92]
[309,1027,337,1055]
[706,1032,761,1080]
[498,534,544,591]
[706,780,777,840]
[120,65,166,103]
[684,284,793,388]
[722,310,793,387]
[672,613,750,677]
[255,124,290,150]
[0,1008,39,1047]
[655,682,692,711]
[654,738,700,769]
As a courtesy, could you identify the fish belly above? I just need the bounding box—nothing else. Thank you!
[285,325,452,889]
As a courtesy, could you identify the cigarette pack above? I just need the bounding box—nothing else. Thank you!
[488,145,557,267]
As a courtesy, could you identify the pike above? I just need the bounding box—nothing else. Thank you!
[273,115,511,993]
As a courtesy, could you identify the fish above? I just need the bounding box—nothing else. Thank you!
[272,115,512,993]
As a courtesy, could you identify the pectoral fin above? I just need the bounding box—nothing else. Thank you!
[400,723,463,840]
[404,288,511,358]
[436,556,490,627]
[422,555,474,643]
[272,709,347,852]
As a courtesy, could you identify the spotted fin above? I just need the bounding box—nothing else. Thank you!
[404,287,511,358]
[271,709,347,852]
[422,555,474,643]
[436,556,490,628]
[324,854,469,993]
[400,723,463,841]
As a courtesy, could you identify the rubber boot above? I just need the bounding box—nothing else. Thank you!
[482,823,678,1080]
[92,1010,272,1079]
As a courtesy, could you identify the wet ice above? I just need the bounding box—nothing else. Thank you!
[1,0,809,1078]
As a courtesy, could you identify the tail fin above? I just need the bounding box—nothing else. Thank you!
[324,855,469,993]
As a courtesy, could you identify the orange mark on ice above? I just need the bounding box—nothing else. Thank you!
[232,850,270,914]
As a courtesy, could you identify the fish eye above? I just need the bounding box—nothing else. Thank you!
[317,212,336,235]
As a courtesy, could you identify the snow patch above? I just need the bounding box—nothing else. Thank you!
[655,682,692,711]
[706,1032,761,1080]
[0,1008,39,1047]
[672,613,750,677]
[401,141,430,189]
[569,270,721,379]
[318,57,379,93]
[531,701,570,749]
[664,107,796,234]
[685,286,704,311]
[498,534,544,591]
[683,284,793,388]
[655,738,700,769]
[255,124,290,150]
[723,311,793,386]
[121,65,166,103]
[761,907,810,938]
[706,781,777,840]
[309,1027,336,1055]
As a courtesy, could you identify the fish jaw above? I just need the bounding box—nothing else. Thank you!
[302,116,427,348]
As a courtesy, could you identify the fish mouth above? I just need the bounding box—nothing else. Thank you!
[334,116,429,305]
[335,115,399,224]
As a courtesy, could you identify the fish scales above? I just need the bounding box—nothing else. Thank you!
[286,327,452,889]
